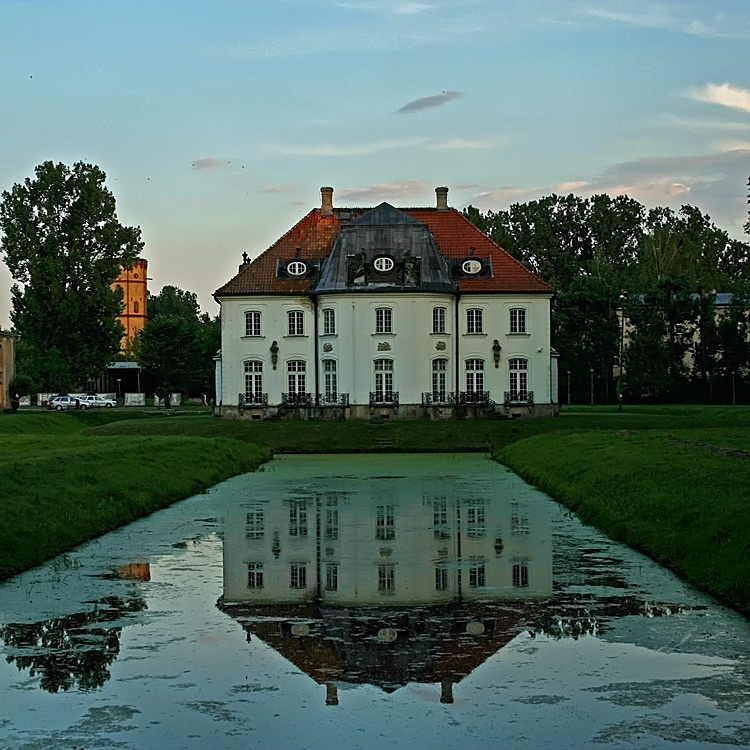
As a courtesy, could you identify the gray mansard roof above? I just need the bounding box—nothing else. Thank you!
[312,202,458,294]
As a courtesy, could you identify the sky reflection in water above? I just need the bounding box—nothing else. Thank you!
[0,454,748,749]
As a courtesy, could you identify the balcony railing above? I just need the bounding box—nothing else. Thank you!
[317,393,349,407]
[421,391,456,406]
[370,390,399,406]
[457,390,491,406]
[504,390,534,405]
[239,393,268,407]
[281,392,314,407]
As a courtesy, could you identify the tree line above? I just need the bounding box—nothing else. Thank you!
[1,161,217,398]
[464,193,750,403]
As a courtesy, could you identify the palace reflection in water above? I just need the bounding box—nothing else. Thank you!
[218,484,553,703]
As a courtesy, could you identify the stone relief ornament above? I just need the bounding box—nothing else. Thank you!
[435,341,447,351]
[377,342,392,351]
[323,342,333,352]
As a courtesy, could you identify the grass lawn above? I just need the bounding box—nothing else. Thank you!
[2,405,749,616]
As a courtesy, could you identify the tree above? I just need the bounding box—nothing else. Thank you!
[0,162,142,390]
[147,285,200,321]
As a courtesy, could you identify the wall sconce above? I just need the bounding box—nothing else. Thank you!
[270,340,279,370]
[492,339,502,368]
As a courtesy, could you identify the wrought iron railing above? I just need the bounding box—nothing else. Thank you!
[370,390,399,406]
[457,390,491,406]
[421,391,456,406]
[239,393,268,407]
[317,393,349,407]
[504,390,534,405]
[281,392,314,407]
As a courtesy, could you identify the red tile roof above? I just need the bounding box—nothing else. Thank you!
[214,206,553,297]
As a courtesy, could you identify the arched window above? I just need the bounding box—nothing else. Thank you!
[374,359,394,401]
[134,301,139,314]
[432,358,448,400]
[287,360,306,395]
[466,308,483,334]
[510,308,526,334]
[375,307,392,334]
[323,360,337,400]
[244,361,263,404]
[508,358,529,400]
[245,311,261,337]
[465,359,485,394]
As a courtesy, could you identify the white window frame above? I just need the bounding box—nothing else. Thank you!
[374,359,394,401]
[510,308,527,335]
[466,308,483,334]
[322,308,336,335]
[509,358,529,400]
[247,563,264,589]
[432,358,448,401]
[378,564,395,594]
[289,500,308,537]
[323,359,337,399]
[287,310,304,336]
[468,559,486,588]
[244,310,261,337]
[465,359,485,394]
[435,564,448,591]
[245,511,264,540]
[244,360,263,402]
[513,562,529,588]
[432,306,447,334]
[376,504,395,540]
[325,563,339,591]
[375,307,393,334]
[287,360,306,395]
[290,563,307,589]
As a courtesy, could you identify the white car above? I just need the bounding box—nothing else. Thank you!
[77,395,117,409]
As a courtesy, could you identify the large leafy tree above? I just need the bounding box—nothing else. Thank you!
[0,161,142,390]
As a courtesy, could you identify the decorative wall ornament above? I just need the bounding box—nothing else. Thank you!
[435,341,447,351]
[492,339,502,368]
[270,340,279,369]
[323,342,333,352]
[377,341,391,351]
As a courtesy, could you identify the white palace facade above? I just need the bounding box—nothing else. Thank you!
[214,187,558,420]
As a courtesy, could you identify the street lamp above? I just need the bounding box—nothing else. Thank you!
[589,367,594,406]
[566,370,571,405]
[116,378,122,400]
[617,293,627,411]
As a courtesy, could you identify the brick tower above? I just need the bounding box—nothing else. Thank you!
[113,258,148,350]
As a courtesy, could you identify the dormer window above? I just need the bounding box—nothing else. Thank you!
[287,260,307,276]
[462,258,483,275]
[373,255,395,273]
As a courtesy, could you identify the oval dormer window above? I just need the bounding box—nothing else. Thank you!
[373,255,395,273]
[287,260,307,276]
[462,258,483,275]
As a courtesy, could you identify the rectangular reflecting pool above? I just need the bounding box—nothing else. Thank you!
[1,454,749,749]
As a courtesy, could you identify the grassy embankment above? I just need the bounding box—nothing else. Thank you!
[0,412,270,580]
[2,405,749,616]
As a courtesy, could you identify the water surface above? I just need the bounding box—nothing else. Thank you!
[1,454,748,749]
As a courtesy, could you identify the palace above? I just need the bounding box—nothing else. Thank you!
[213,187,558,420]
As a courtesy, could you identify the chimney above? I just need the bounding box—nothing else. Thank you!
[435,186,449,211]
[321,186,334,217]
[325,682,339,706]
[440,678,454,704]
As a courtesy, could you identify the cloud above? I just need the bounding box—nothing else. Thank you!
[427,138,506,150]
[691,82,750,113]
[663,115,750,132]
[192,158,231,170]
[337,1,434,15]
[397,91,462,114]
[262,184,298,193]
[277,138,425,157]
[337,180,433,204]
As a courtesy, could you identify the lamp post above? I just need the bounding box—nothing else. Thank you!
[116,378,122,400]
[589,367,594,406]
[617,293,627,411]
[566,370,571,405]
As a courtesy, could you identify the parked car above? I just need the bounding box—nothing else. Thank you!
[47,395,79,411]
[77,395,117,409]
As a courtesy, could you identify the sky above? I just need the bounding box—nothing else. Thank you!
[1,0,749,327]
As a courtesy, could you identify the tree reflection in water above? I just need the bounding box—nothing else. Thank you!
[0,595,147,693]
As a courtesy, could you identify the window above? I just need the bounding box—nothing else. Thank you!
[245,311,261,337]
[287,260,307,276]
[378,564,395,594]
[462,258,483,275]
[325,563,339,591]
[245,511,264,539]
[466,308,483,334]
[432,307,446,334]
[290,563,307,589]
[323,308,336,335]
[465,359,485,394]
[513,562,529,588]
[244,361,263,402]
[287,310,304,336]
[134,300,139,314]
[511,503,529,535]
[466,500,486,538]
[287,360,306,395]
[468,559,486,588]
[289,500,308,537]
[247,563,264,589]
[374,359,394,401]
[323,360,337,400]
[510,308,526,334]
[375,307,392,334]
[376,505,395,540]
[373,255,394,273]
[433,497,449,539]
[432,359,448,401]
[509,358,529,400]
[325,496,339,540]
[435,564,448,591]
